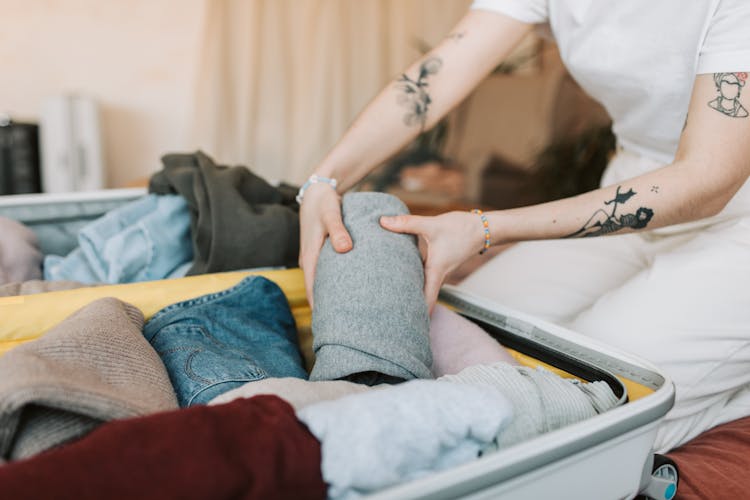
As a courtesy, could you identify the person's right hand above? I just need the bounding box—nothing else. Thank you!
[299,183,353,309]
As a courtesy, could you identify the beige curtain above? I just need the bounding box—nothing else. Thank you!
[191,0,471,184]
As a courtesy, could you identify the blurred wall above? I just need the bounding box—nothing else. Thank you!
[0,0,206,187]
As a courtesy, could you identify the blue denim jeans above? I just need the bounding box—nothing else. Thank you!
[43,194,192,284]
[143,275,307,407]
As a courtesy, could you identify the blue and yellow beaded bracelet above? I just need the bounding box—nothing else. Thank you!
[471,209,491,255]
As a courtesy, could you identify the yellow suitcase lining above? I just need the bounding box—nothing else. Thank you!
[0,268,650,400]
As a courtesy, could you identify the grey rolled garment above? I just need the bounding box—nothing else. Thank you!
[310,192,432,382]
[0,298,178,463]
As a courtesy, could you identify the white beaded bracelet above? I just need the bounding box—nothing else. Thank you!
[295,174,338,204]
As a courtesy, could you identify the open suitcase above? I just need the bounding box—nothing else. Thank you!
[0,189,679,499]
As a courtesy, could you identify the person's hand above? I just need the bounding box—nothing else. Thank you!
[380,211,486,312]
[299,183,352,309]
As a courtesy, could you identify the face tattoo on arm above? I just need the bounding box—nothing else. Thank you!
[707,73,749,118]
[565,185,655,238]
[395,57,443,130]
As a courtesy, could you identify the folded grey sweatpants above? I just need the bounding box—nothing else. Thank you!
[310,192,432,381]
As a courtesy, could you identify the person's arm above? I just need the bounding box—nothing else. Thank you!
[300,9,532,306]
[382,71,750,310]
[315,10,532,190]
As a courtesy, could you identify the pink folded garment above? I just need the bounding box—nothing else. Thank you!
[0,217,42,285]
[429,304,518,377]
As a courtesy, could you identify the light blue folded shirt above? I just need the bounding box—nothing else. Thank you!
[297,379,514,500]
[44,194,192,284]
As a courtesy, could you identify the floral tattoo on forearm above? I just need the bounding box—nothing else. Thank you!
[708,72,748,118]
[395,57,443,129]
[565,185,654,238]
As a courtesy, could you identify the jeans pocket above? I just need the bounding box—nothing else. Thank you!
[151,324,269,406]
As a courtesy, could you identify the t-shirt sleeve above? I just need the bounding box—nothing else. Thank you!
[697,0,750,74]
[470,0,549,25]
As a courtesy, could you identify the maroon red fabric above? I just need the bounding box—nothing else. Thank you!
[0,395,326,500]
[667,416,750,499]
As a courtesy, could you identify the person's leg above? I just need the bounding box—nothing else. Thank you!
[569,217,750,452]
[457,234,648,324]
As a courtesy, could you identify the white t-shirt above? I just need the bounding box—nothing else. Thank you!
[472,0,750,222]
[472,0,750,164]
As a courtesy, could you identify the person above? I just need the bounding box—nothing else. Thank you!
[296,0,750,453]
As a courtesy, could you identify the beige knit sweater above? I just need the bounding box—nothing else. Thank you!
[0,297,178,462]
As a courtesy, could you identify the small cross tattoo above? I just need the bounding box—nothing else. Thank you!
[447,31,465,41]
[651,185,659,193]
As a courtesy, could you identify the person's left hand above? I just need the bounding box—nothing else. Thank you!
[380,211,486,312]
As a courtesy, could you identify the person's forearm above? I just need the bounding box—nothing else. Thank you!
[314,10,531,191]
[484,159,742,245]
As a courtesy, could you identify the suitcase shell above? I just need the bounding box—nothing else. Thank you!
[0,189,676,500]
